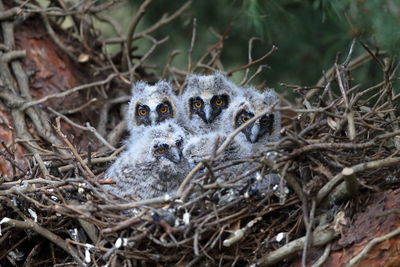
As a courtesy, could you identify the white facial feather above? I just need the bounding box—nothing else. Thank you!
[222,87,281,154]
[181,72,241,134]
[105,121,190,200]
[127,80,181,138]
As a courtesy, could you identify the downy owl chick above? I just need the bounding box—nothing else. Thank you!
[223,87,281,155]
[104,121,190,200]
[182,131,249,169]
[181,72,241,134]
[127,80,182,139]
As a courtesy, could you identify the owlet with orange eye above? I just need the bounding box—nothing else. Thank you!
[222,87,281,155]
[127,80,180,138]
[181,72,241,134]
[104,121,190,200]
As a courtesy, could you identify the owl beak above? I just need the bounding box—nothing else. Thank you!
[150,111,157,124]
[168,147,182,164]
[204,105,213,123]
[249,123,260,143]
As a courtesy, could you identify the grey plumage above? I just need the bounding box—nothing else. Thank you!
[104,121,190,200]
[126,80,182,140]
[105,75,283,202]
[182,131,248,169]
[222,87,281,155]
[181,73,241,134]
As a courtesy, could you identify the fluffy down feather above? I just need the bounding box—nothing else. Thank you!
[104,121,190,200]
[180,73,241,134]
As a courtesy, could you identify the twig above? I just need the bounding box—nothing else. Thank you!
[20,73,118,110]
[317,157,400,203]
[48,107,116,151]
[226,45,277,76]
[346,227,400,267]
[0,218,85,266]
[187,18,197,73]
[52,117,96,180]
[311,243,331,267]
[302,199,316,267]
[122,0,155,70]
[256,224,338,266]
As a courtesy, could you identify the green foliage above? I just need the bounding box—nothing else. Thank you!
[100,0,399,94]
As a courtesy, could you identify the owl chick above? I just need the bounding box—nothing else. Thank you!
[222,87,281,155]
[127,80,182,139]
[182,131,252,169]
[181,72,241,134]
[104,121,190,200]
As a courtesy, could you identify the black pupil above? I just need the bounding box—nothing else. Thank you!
[137,105,149,115]
[192,97,203,108]
[155,144,168,152]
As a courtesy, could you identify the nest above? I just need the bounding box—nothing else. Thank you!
[1,1,400,266]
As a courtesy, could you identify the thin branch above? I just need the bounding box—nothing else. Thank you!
[346,227,400,267]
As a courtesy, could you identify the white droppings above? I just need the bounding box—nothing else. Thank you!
[0,217,11,236]
[164,194,171,201]
[78,187,85,194]
[28,209,37,223]
[276,232,286,242]
[174,218,180,227]
[183,212,190,225]
[68,228,79,241]
[50,195,58,201]
[115,237,122,248]
[256,172,263,181]
[84,247,91,263]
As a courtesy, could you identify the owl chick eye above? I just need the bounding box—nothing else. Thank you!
[193,101,202,109]
[190,97,204,110]
[260,114,274,126]
[159,105,169,114]
[155,147,166,154]
[241,116,250,123]
[214,98,224,106]
[138,108,148,116]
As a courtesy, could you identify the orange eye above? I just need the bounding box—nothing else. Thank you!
[156,147,166,154]
[194,102,202,108]
[215,99,223,106]
[241,116,249,123]
[139,108,147,116]
[160,106,169,113]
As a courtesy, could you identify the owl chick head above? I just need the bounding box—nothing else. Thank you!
[141,121,187,164]
[182,72,240,132]
[127,81,178,135]
[225,88,281,144]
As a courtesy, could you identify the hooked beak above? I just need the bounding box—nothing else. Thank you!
[203,105,213,123]
[168,147,182,164]
[150,111,157,125]
[249,123,260,143]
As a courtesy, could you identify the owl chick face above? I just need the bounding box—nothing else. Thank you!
[183,73,240,129]
[134,98,174,126]
[151,136,184,164]
[128,81,177,132]
[189,93,229,124]
[223,88,281,145]
[235,109,275,143]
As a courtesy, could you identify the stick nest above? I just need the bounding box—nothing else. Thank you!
[0,1,399,266]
